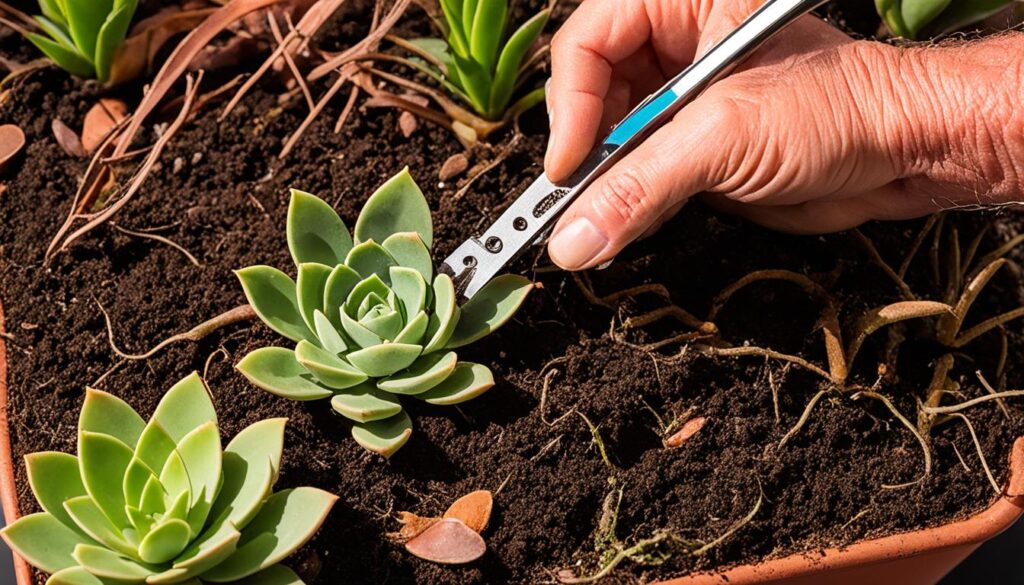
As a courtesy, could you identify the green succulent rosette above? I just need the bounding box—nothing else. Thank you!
[235,169,533,458]
[26,0,138,81]
[0,372,336,585]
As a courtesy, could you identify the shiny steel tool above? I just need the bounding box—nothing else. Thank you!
[440,0,829,299]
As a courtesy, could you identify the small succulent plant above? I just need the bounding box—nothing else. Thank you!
[876,0,1014,38]
[0,373,336,585]
[409,0,549,120]
[235,169,533,458]
[25,0,138,81]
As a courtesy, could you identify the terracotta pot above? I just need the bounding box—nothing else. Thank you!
[0,296,1021,585]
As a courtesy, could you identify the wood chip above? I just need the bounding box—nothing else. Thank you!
[443,490,492,533]
[438,153,469,181]
[398,111,417,138]
[51,119,86,157]
[404,518,486,564]
[82,99,128,153]
[0,124,25,173]
[665,416,707,448]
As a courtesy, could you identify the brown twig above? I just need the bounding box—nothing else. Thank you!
[99,302,256,361]
[110,223,201,267]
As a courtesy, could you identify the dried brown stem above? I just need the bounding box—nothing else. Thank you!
[953,306,1024,348]
[100,303,256,361]
[852,229,916,300]
[280,67,353,158]
[778,389,829,449]
[948,413,1001,495]
[700,345,832,380]
[938,258,1008,345]
[267,11,314,111]
[308,0,412,80]
[110,223,201,267]
[977,370,1011,420]
[453,133,522,200]
[898,214,940,279]
[623,306,716,334]
[844,301,952,371]
[853,391,931,489]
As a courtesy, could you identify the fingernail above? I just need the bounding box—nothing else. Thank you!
[548,217,609,270]
[545,78,553,121]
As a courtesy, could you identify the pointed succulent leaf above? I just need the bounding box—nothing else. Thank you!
[418,362,495,405]
[39,0,68,26]
[489,9,549,114]
[378,351,459,395]
[138,518,191,564]
[295,339,368,389]
[207,419,284,531]
[63,0,113,62]
[79,431,133,529]
[34,15,76,50]
[286,189,352,267]
[229,564,303,585]
[469,0,506,72]
[439,0,468,55]
[94,2,136,82]
[358,307,405,341]
[122,457,157,511]
[132,421,177,485]
[79,388,145,448]
[150,372,217,443]
[423,274,460,353]
[354,168,433,247]
[25,452,87,533]
[462,0,479,43]
[394,311,430,344]
[26,33,95,78]
[236,347,333,401]
[447,274,532,348]
[175,421,222,531]
[344,273,390,317]
[160,451,192,515]
[72,543,154,581]
[390,266,428,317]
[237,266,315,343]
[200,488,337,583]
[126,505,153,537]
[331,383,404,422]
[340,309,385,349]
[357,292,389,320]
[313,310,348,354]
[383,234,433,282]
[323,264,362,328]
[139,475,166,516]
[62,496,135,558]
[146,522,240,584]
[351,412,413,458]
[345,241,398,285]
[347,343,422,377]
[0,513,92,574]
[296,262,333,334]
[46,566,110,585]
[449,50,491,115]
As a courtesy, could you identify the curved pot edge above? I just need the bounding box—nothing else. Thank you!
[656,437,1024,585]
[0,300,32,585]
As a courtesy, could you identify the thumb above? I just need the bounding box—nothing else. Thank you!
[546,96,751,270]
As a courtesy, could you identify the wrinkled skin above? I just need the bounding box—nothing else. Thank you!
[544,0,1024,270]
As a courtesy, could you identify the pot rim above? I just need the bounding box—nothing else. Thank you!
[0,298,1021,585]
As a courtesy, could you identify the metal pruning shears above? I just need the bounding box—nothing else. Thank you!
[440,0,829,299]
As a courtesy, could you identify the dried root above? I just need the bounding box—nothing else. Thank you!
[100,302,256,360]
[853,391,932,489]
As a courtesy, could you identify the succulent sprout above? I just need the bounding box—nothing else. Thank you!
[0,373,336,585]
[235,169,533,457]
[25,0,138,81]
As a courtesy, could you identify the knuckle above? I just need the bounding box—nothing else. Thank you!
[594,166,658,226]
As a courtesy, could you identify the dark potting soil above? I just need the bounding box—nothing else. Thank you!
[3,2,1024,584]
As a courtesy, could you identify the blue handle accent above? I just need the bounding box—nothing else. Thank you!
[604,89,678,147]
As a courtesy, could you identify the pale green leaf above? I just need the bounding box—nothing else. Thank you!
[151,372,217,443]
[423,274,460,353]
[237,266,315,344]
[94,1,136,82]
[313,310,348,355]
[345,241,398,285]
[207,419,283,531]
[201,488,337,583]
[446,274,532,348]
[295,339,368,389]
[330,383,403,422]
[353,168,433,247]
[24,452,87,534]
[296,262,333,334]
[131,421,176,489]
[1,513,93,574]
[469,0,506,72]
[322,264,362,328]
[159,452,192,515]
[78,431,133,528]
[351,412,413,458]
[63,0,113,64]
[138,518,191,564]
[46,566,110,585]
[490,9,549,114]
[122,457,156,512]
[389,266,428,317]
[286,189,352,267]
[340,309,385,349]
[378,351,458,395]
[439,0,469,56]
[148,522,239,583]
[39,0,68,27]
[344,274,391,318]
[34,16,76,50]
[418,362,494,405]
[175,421,222,533]
[72,543,154,581]
[383,234,433,282]
[347,343,422,377]
[394,311,429,345]
[228,564,303,585]
[79,388,145,448]
[62,496,134,557]
[236,347,333,401]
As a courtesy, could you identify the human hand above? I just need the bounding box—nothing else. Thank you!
[543,0,1024,270]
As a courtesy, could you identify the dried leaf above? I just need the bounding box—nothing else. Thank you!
[664,416,706,448]
[387,511,439,543]
[82,99,128,153]
[0,124,25,173]
[51,119,86,157]
[438,153,469,181]
[404,518,486,564]
[108,7,216,84]
[443,490,492,533]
